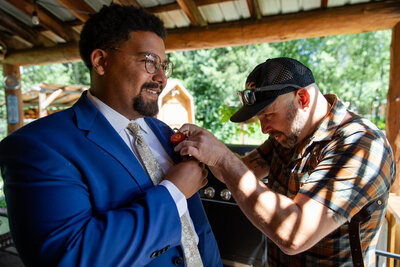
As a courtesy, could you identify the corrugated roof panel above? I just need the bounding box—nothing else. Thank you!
[157,0,175,5]
[38,0,77,22]
[219,1,242,22]
[41,30,66,43]
[281,0,301,14]
[136,0,175,8]
[328,0,349,7]
[72,25,83,34]
[303,0,321,11]
[156,12,176,29]
[84,0,112,12]
[0,0,33,27]
[235,0,251,19]
[199,4,224,24]
[163,10,190,28]
[136,0,160,8]
[260,0,281,16]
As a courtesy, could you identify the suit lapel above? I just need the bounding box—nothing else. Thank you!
[73,92,153,190]
[145,117,181,164]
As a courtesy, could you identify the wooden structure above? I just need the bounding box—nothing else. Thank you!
[19,81,194,128]
[157,78,195,129]
[0,0,400,261]
[22,83,87,119]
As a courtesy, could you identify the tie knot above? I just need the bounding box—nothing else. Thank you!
[127,122,141,137]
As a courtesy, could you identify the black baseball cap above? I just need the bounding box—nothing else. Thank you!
[230,57,315,123]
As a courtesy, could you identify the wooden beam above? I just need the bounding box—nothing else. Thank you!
[5,0,80,42]
[3,64,24,134]
[54,0,95,22]
[0,31,32,50]
[387,22,400,196]
[113,0,141,8]
[0,31,32,49]
[0,9,55,47]
[321,0,328,9]
[2,42,80,66]
[41,88,64,109]
[164,1,400,52]
[176,0,207,27]
[146,2,180,13]
[246,0,262,19]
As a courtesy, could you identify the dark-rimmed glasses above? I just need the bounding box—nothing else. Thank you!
[110,48,174,78]
[237,84,301,105]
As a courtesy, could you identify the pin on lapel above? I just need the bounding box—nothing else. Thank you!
[170,128,189,145]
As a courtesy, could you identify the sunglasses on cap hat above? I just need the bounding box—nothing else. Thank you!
[237,83,301,106]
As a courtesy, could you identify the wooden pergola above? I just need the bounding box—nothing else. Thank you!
[0,0,399,194]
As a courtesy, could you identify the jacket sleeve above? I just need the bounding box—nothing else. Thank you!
[0,133,182,267]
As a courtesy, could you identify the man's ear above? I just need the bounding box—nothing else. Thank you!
[91,49,108,75]
[296,88,310,109]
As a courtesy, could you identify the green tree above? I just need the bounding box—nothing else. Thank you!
[170,30,391,144]
[21,62,89,91]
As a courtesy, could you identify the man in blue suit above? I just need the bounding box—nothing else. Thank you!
[0,4,221,267]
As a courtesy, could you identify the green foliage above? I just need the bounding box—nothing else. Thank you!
[169,44,279,144]
[0,66,5,139]
[0,63,90,140]
[21,62,90,91]
[169,30,391,143]
[0,180,5,208]
[0,199,5,208]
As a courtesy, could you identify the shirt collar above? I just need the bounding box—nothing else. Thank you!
[86,90,146,134]
[271,94,350,160]
[309,94,348,143]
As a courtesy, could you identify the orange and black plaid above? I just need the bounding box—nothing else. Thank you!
[258,94,395,267]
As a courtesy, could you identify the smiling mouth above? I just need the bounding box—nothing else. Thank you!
[144,88,160,96]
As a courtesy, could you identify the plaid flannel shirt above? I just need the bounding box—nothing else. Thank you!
[258,94,395,266]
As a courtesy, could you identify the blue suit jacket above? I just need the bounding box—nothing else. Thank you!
[0,92,222,267]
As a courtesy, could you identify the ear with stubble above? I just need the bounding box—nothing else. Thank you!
[295,88,310,109]
[91,49,108,76]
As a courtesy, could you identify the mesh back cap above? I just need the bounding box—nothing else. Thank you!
[230,57,315,122]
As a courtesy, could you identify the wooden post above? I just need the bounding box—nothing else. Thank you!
[3,64,24,134]
[38,91,47,118]
[386,23,400,195]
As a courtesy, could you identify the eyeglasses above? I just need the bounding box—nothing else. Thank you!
[237,84,301,106]
[110,48,174,78]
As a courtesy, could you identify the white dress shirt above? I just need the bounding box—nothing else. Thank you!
[86,90,198,243]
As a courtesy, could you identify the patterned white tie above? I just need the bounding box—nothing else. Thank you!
[127,122,203,267]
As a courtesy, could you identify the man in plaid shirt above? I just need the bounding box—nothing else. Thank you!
[175,57,395,266]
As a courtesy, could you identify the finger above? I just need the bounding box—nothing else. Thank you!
[180,148,200,161]
[178,123,192,133]
[174,139,197,152]
[186,124,191,137]
[179,144,199,157]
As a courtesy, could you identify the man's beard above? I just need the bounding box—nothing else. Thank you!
[275,101,307,149]
[133,82,160,117]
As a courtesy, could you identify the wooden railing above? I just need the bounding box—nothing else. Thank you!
[386,194,400,267]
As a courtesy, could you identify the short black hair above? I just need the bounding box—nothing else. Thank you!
[79,3,166,70]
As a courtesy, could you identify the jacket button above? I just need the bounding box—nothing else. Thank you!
[173,256,183,265]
